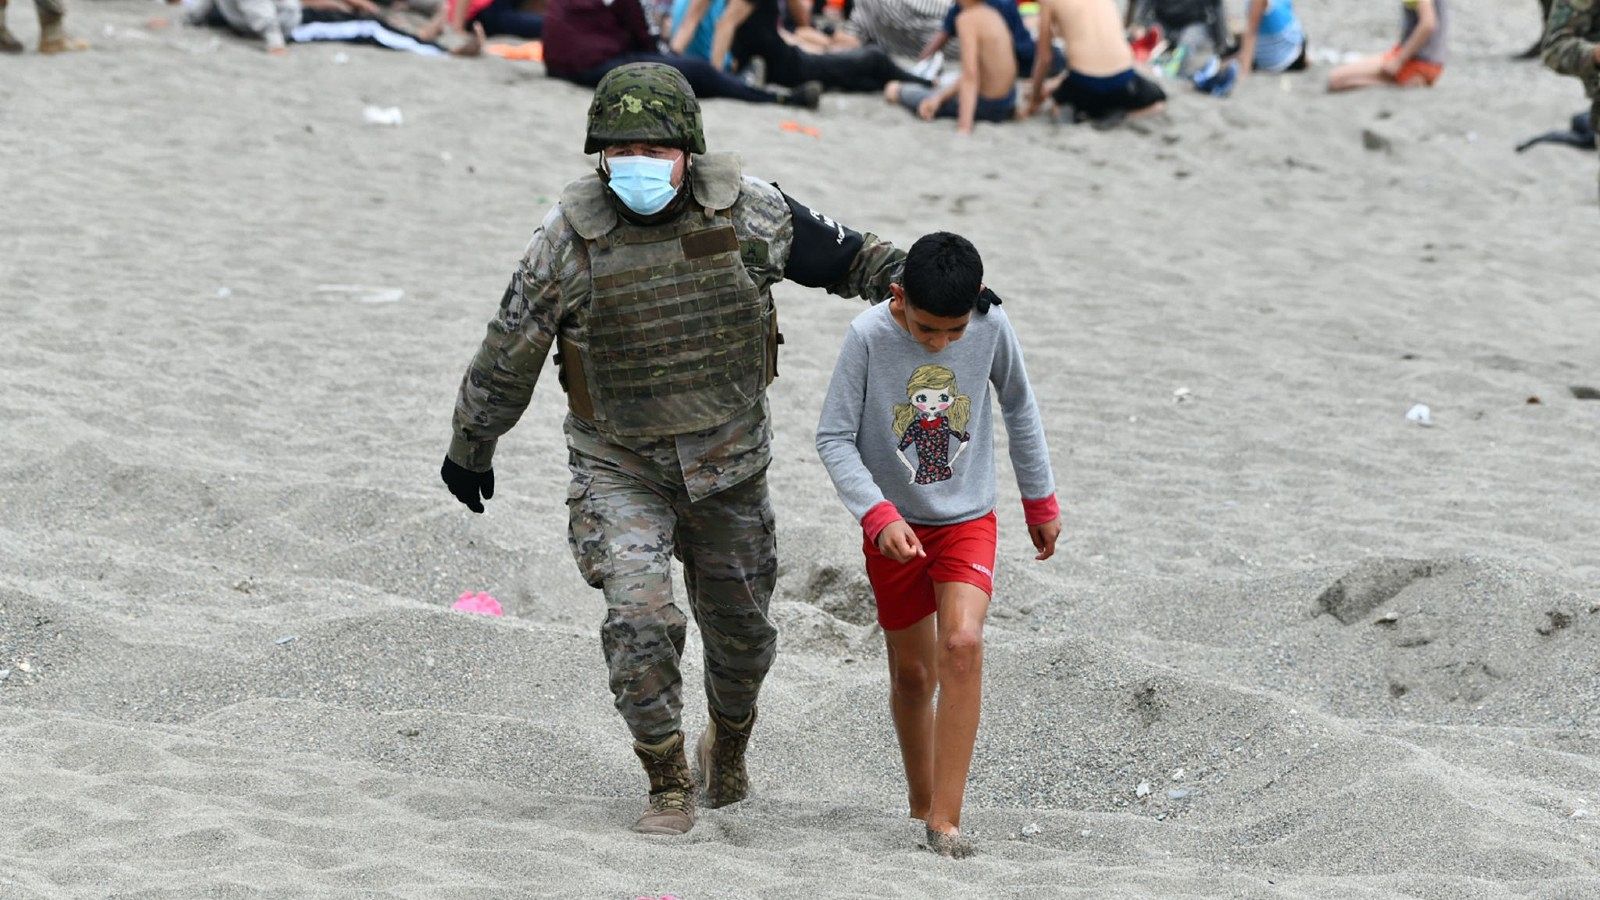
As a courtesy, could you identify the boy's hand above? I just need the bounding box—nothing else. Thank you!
[1028,517,1062,561]
[876,520,926,563]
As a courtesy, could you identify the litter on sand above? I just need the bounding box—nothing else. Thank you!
[362,105,404,126]
[780,120,822,139]
[452,591,503,617]
[315,284,404,304]
[1405,403,1433,427]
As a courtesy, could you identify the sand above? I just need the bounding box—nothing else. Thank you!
[3,0,1599,895]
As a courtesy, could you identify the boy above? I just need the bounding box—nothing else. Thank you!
[915,0,1065,80]
[816,232,1062,857]
[882,0,1018,133]
[1327,0,1446,91]
[1026,0,1166,126]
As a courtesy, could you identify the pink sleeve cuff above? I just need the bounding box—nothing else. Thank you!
[860,501,903,545]
[1022,494,1060,526]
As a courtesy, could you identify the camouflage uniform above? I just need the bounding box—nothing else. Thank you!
[1543,0,1600,197]
[0,0,69,52]
[448,90,902,743]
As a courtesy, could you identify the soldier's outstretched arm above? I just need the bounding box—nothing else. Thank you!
[447,210,578,476]
[1542,0,1599,77]
[778,193,905,304]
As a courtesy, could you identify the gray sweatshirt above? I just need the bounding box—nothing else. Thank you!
[815,301,1057,534]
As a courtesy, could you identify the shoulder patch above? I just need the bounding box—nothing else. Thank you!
[739,239,770,267]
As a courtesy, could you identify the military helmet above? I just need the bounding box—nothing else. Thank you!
[584,63,707,155]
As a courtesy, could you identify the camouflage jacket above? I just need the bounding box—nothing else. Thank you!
[448,160,903,501]
[1543,0,1600,110]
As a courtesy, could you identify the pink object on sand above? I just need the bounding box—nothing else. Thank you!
[451,591,503,617]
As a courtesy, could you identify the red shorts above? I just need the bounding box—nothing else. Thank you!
[862,512,997,631]
[1384,47,1442,86]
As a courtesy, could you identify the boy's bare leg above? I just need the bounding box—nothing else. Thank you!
[1327,55,1387,92]
[883,614,938,820]
[925,580,990,854]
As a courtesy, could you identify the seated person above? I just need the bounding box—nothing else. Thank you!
[542,0,821,106]
[1125,0,1223,52]
[1231,0,1306,76]
[1327,0,1445,91]
[841,0,950,62]
[711,0,927,92]
[916,0,1064,77]
[184,0,301,52]
[883,0,1017,133]
[299,0,477,54]
[1026,0,1165,125]
[669,0,726,58]
[418,0,542,40]
[1127,0,1221,77]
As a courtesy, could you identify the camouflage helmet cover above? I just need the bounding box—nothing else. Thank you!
[585,63,707,155]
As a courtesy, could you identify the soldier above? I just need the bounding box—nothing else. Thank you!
[440,62,904,836]
[0,0,88,53]
[1542,0,1600,197]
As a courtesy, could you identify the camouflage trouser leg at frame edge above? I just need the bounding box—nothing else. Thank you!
[567,460,779,742]
[7,0,68,19]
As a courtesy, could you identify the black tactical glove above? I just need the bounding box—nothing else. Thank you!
[441,457,494,514]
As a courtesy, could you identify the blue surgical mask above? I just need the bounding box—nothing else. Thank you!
[605,155,680,216]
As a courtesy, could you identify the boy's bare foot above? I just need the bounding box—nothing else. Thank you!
[883,81,902,104]
[925,824,975,859]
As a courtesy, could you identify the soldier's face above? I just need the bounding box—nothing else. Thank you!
[603,143,687,188]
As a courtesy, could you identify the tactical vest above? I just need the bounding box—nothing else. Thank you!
[555,153,778,439]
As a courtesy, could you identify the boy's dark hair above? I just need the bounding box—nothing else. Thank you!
[901,232,997,317]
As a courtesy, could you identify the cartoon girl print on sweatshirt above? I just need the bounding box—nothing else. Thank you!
[892,364,972,485]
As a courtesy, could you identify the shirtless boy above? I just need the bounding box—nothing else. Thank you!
[883,0,1018,134]
[1026,0,1166,126]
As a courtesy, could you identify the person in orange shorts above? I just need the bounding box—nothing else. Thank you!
[1328,0,1446,91]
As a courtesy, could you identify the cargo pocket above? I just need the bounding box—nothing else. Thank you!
[565,472,605,589]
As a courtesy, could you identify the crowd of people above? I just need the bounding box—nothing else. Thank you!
[19,0,1593,138]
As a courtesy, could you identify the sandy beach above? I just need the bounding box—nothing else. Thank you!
[3,0,1599,894]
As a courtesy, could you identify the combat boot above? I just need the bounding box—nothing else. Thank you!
[0,0,22,54]
[696,707,755,808]
[37,9,88,54]
[631,732,695,835]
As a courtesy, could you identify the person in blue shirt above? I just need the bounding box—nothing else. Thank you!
[669,0,728,59]
[1230,0,1307,77]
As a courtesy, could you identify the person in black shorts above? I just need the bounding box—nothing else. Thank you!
[1050,68,1166,125]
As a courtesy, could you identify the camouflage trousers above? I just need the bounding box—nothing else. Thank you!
[566,445,779,742]
[0,0,66,18]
